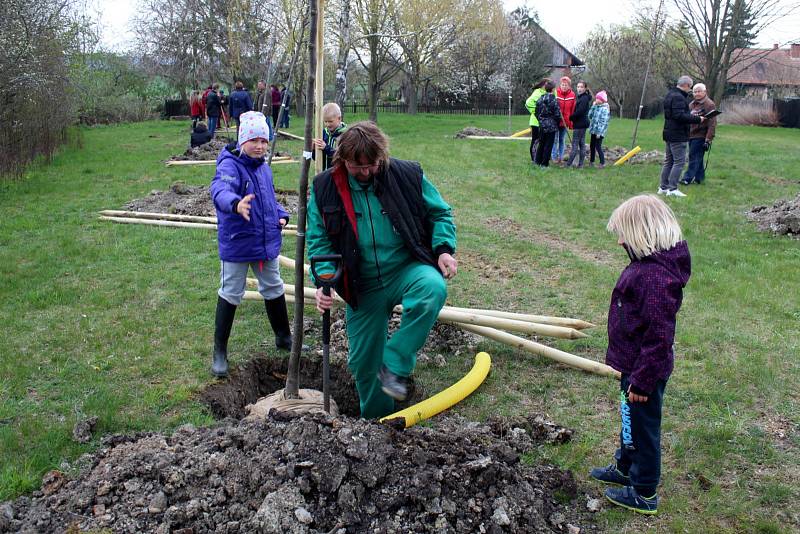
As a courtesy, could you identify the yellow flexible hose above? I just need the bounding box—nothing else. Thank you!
[613,146,641,166]
[510,127,532,138]
[380,352,491,428]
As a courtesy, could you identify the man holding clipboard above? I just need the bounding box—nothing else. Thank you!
[681,83,719,186]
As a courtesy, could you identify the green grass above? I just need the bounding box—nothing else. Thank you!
[1,114,798,532]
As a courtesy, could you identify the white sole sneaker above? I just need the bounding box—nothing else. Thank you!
[657,188,668,195]
[666,189,687,197]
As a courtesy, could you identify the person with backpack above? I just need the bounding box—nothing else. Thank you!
[534,80,562,167]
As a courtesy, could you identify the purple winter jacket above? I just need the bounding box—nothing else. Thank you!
[606,241,691,394]
[210,144,290,263]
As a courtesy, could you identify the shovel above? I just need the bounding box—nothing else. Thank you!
[310,254,343,414]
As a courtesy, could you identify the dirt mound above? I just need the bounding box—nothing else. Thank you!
[1,411,594,533]
[748,193,800,237]
[454,127,508,138]
[603,146,663,165]
[170,138,292,162]
[124,182,300,217]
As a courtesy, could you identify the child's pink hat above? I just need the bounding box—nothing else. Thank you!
[595,91,608,103]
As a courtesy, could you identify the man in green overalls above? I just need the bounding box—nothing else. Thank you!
[307,122,458,419]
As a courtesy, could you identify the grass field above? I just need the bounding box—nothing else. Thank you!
[1,113,798,532]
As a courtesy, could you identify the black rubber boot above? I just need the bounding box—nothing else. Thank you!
[264,294,294,350]
[212,296,237,377]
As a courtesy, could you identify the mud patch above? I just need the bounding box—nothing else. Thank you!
[454,126,508,138]
[602,146,663,165]
[169,138,292,162]
[485,216,617,267]
[1,413,595,533]
[125,182,300,217]
[747,193,800,237]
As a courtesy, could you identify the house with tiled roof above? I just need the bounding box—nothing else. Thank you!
[728,44,800,98]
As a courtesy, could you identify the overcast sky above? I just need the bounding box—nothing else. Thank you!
[97,0,800,52]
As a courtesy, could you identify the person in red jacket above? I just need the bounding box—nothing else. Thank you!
[189,90,204,129]
[551,76,576,164]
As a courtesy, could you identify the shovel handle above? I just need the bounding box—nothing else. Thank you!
[310,254,343,296]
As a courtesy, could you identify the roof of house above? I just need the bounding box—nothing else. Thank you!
[533,22,584,68]
[727,46,800,86]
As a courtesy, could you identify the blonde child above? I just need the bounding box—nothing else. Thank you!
[590,194,691,515]
[312,103,347,170]
[209,111,293,377]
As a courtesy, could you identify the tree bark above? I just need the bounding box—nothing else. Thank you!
[335,0,351,118]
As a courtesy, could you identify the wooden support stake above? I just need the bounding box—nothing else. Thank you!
[100,216,297,235]
[456,323,619,379]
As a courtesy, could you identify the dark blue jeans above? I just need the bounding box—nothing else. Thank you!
[683,138,706,183]
[614,374,667,497]
[208,116,219,138]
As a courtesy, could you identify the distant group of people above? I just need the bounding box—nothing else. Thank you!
[526,76,610,168]
[188,81,293,146]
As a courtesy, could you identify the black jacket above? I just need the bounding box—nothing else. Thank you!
[570,92,592,130]
[190,124,212,147]
[662,86,701,142]
[206,92,221,118]
[311,158,443,308]
[534,93,562,134]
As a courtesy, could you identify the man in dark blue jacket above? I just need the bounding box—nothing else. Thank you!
[229,81,253,137]
[659,76,704,197]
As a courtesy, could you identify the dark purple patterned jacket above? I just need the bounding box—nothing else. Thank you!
[606,241,691,393]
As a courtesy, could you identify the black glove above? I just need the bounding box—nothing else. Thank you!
[703,141,711,151]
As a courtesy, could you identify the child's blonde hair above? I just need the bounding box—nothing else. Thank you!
[607,195,682,259]
[322,102,341,119]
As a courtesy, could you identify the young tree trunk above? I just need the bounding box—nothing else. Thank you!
[335,0,351,118]
[367,36,379,122]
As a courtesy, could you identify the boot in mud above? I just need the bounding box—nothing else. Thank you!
[212,296,237,378]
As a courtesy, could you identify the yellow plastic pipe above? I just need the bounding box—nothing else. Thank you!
[613,145,641,166]
[380,352,491,428]
[510,127,532,138]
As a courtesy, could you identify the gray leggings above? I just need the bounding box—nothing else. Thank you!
[566,128,587,167]
[218,259,284,305]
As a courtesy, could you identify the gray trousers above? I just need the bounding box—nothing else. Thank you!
[566,128,587,167]
[218,259,284,305]
[660,142,687,191]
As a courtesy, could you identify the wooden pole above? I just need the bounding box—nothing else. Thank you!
[99,216,297,235]
[445,306,595,330]
[100,210,217,224]
[285,0,319,399]
[456,323,619,379]
[314,0,325,175]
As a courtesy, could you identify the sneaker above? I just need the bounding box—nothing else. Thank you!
[657,188,668,195]
[666,189,687,197]
[605,486,658,515]
[378,365,410,401]
[679,178,693,186]
[590,464,631,486]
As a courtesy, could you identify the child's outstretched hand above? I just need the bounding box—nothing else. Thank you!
[237,194,255,221]
[627,385,649,403]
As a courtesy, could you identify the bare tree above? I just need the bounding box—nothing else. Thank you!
[667,0,799,103]
[390,0,464,114]
[350,0,401,121]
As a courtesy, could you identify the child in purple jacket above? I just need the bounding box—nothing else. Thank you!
[590,194,691,515]
[209,111,292,378]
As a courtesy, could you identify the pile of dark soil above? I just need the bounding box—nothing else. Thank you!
[124,182,300,217]
[1,411,595,533]
[748,193,800,237]
[454,127,508,138]
[170,139,291,162]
